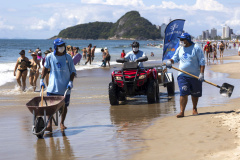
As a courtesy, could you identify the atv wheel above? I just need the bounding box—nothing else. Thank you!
[109,82,119,105]
[147,80,156,104]
[167,75,175,96]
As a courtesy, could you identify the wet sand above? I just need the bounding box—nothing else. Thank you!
[132,56,240,160]
[1,55,240,160]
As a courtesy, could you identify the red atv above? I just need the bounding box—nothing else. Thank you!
[108,57,175,105]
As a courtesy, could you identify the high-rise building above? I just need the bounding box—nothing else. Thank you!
[222,25,231,39]
[211,28,217,39]
[160,23,167,38]
[202,31,206,40]
[205,30,210,39]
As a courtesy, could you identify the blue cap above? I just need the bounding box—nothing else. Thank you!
[53,38,65,55]
[53,38,65,46]
[178,33,193,43]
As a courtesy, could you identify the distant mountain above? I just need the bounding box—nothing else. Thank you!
[57,11,161,40]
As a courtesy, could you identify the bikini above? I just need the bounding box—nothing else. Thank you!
[18,59,28,73]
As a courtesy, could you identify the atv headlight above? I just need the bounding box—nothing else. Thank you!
[116,76,122,80]
[139,75,146,79]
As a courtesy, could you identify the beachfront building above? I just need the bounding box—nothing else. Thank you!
[211,28,217,39]
[160,23,167,38]
[222,25,230,39]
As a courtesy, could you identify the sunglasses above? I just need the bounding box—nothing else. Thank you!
[180,38,186,41]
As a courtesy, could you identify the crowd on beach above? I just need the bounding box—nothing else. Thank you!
[13,43,112,92]
[201,40,240,64]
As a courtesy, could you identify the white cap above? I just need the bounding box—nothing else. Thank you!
[104,47,108,50]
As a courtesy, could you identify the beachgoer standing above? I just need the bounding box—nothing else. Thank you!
[104,47,111,67]
[82,48,87,59]
[42,50,51,86]
[219,41,225,59]
[85,44,92,65]
[125,41,147,68]
[121,50,125,58]
[14,50,31,91]
[212,44,218,63]
[91,46,96,62]
[151,52,154,57]
[166,33,205,118]
[203,41,212,61]
[49,47,53,53]
[29,51,41,91]
[101,48,106,67]
[40,38,76,131]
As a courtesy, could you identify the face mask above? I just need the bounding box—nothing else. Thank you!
[133,47,139,52]
[58,46,65,53]
[180,41,186,47]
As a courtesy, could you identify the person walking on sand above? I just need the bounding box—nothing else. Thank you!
[29,52,41,91]
[91,45,96,62]
[204,41,212,61]
[42,50,51,86]
[40,38,76,131]
[14,50,31,91]
[212,43,218,64]
[166,33,205,118]
[85,44,92,65]
[219,41,225,59]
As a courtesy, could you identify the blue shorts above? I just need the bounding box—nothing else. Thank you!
[177,75,202,97]
[47,92,70,107]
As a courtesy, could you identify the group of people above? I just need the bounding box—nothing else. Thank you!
[14,48,52,91]
[203,41,226,63]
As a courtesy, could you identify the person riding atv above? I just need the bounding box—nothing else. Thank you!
[125,41,146,68]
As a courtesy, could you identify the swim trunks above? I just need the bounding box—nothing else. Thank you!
[177,75,202,97]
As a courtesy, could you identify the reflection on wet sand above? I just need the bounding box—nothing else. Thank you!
[110,94,176,143]
[35,131,75,160]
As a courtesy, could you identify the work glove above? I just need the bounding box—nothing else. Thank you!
[40,79,45,89]
[166,60,172,69]
[198,73,204,82]
[67,81,73,90]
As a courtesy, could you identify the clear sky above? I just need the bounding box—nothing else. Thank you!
[1,0,240,39]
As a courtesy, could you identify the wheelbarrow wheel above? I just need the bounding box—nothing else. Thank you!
[35,117,45,138]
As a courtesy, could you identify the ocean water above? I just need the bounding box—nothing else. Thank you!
[0,39,163,87]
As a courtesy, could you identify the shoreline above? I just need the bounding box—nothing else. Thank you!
[131,55,240,160]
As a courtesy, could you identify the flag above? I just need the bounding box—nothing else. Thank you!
[162,19,185,61]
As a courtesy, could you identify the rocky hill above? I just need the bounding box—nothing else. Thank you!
[57,11,160,40]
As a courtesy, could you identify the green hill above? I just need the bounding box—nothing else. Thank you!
[57,11,160,40]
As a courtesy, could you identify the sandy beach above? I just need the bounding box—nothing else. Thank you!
[132,55,240,160]
[1,54,240,160]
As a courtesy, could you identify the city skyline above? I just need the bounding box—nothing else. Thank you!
[1,0,240,39]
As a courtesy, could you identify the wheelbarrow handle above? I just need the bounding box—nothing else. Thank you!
[64,88,70,97]
[171,66,220,88]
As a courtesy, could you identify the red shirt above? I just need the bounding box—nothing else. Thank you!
[121,52,125,58]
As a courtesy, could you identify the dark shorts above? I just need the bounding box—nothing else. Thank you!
[47,92,70,107]
[106,56,111,61]
[177,75,202,97]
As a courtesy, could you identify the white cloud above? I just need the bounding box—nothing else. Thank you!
[150,0,226,12]
[81,0,144,6]
[0,17,14,30]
